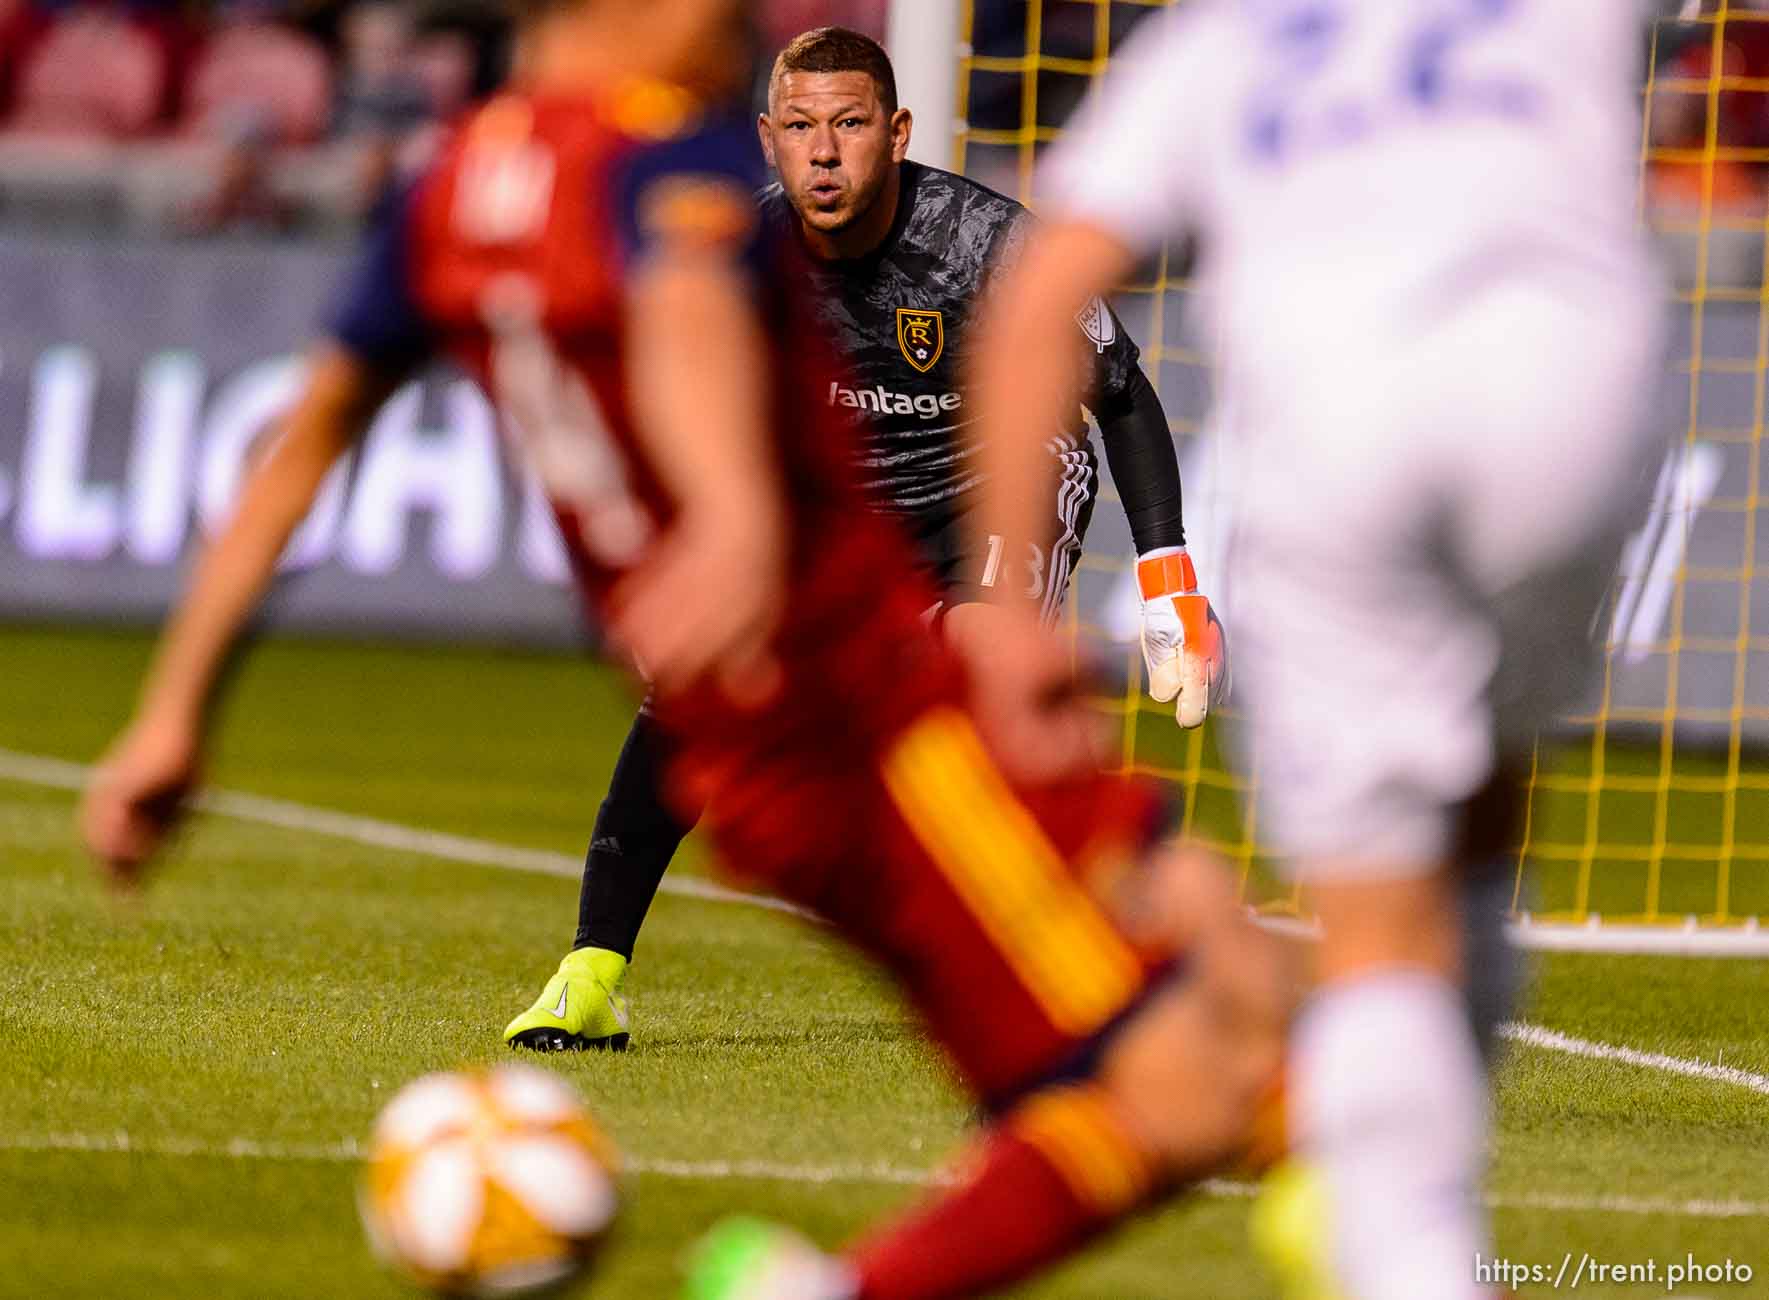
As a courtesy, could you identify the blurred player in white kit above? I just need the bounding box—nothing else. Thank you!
[972,3,1664,1298]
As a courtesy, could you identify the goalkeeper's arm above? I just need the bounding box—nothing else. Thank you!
[973,220,1226,733]
[1092,364,1185,554]
[1090,365,1224,728]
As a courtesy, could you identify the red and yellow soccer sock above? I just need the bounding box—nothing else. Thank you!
[1240,1066,1290,1177]
[845,1083,1163,1300]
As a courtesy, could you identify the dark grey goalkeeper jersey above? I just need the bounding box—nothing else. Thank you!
[758,161,1145,518]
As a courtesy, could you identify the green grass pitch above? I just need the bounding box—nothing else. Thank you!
[0,626,1766,1299]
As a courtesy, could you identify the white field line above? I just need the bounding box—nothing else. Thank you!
[0,1132,929,1186]
[2,1132,1765,1220]
[0,747,808,918]
[5,748,1768,1099]
[1500,1023,1769,1097]
[12,742,1768,954]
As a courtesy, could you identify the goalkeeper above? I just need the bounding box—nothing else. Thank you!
[504,25,1225,1053]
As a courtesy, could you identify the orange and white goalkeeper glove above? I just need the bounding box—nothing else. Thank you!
[1136,547,1228,729]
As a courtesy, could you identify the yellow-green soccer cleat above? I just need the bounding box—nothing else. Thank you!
[504,947,632,1053]
[682,1218,855,1300]
[1249,1159,1350,1300]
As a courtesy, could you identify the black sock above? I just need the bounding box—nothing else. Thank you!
[573,703,700,960]
[1462,855,1527,1066]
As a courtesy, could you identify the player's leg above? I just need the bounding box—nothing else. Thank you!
[1294,877,1486,1300]
[505,701,702,1052]
[1285,682,1553,1300]
[690,1078,1181,1300]
[679,686,1288,1297]
[573,700,697,958]
[1226,390,1506,1300]
[683,845,1289,1300]
[1241,280,1660,1300]
[1251,775,1528,1300]
[1457,771,1530,1066]
[839,848,1287,1300]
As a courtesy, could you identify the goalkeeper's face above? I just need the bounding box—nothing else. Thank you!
[762,71,910,239]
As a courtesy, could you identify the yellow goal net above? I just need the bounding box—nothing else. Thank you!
[950,0,1769,954]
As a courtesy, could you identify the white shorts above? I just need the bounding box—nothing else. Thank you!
[1227,275,1665,876]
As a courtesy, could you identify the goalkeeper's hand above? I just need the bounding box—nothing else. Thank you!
[1137,547,1227,729]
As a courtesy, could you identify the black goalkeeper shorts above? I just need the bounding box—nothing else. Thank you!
[907,436,1099,629]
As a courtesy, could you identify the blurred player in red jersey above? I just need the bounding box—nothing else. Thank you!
[79,1,1286,1295]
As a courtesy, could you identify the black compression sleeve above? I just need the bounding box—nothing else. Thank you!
[1091,366,1186,553]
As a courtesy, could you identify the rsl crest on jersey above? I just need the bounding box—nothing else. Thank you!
[896,307,944,372]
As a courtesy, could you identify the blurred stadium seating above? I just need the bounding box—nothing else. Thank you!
[0,0,502,232]
[0,0,1747,261]
[0,0,890,235]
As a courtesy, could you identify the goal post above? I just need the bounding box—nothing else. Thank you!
[886,0,965,171]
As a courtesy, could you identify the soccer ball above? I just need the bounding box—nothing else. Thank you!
[359,1064,619,1296]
